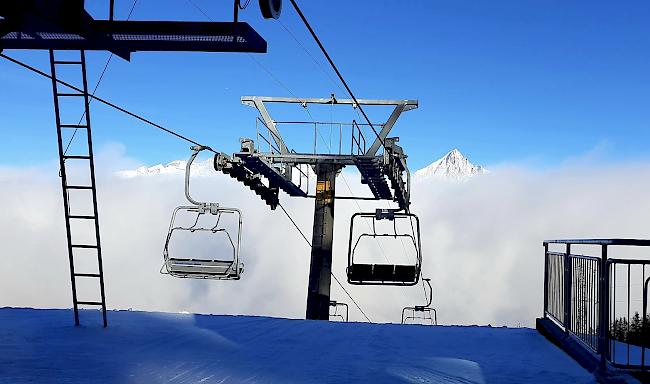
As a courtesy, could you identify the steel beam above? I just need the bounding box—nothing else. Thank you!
[0,21,267,56]
[366,104,405,156]
[245,152,361,165]
[242,95,418,107]
[241,97,289,154]
[306,163,340,320]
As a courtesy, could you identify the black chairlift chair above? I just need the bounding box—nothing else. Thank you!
[346,209,422,286]
[162,146,243,280]
[401,278,437,325]
[329,300,349,322]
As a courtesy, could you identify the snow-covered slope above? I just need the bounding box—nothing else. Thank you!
[0,308,595,384]
[414,149,486,180]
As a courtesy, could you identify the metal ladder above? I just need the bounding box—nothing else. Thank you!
[49,50,108,327]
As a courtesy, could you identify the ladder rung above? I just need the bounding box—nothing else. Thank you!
[56,93,85,97]
[77,301,103,306]
[66,185,93,190]
[60,124,88,129]
[74,273,101,278]
[69,215,96,220]
[71,244,98,249]
[63,155,91,160]
[54,60,83,65]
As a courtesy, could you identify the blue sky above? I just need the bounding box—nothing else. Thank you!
[0,0,649,170]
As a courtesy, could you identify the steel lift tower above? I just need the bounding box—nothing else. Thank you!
[216,95,420,320]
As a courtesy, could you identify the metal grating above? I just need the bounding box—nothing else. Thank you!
[0,21,266,54]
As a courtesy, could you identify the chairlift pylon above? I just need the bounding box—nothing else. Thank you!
[346,208,421,286]
[161,145,244,280]
[401,278,437,325]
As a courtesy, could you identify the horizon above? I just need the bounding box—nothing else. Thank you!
[1,0,650,329]
[4,2,650,382]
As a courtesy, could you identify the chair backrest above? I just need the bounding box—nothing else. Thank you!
[346,210,422,285]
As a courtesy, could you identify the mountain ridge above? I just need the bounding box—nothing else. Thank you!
[118,149,487,180]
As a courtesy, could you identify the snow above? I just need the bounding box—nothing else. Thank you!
[0,308,595,383]
[118,149,487,182]
[117,159,214,178]
[414,149,487,180]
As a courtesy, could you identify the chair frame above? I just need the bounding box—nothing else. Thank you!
[161,145,243,280]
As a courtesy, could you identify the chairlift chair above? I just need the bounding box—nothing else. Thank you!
[346,209,422,286]
[401,278,437,325]
[329,300,349,322]
[162,146,244,279]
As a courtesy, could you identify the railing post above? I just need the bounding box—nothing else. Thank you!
[564,243,572,333]
[543,242,549,317]
[599,244,609,368]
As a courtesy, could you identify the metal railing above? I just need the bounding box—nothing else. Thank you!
[543,239,650,370]
[608,258,650,369]
[255,118,310,194]
[351,119,366,155]
[270,120,380,156]
[545,249,600,353]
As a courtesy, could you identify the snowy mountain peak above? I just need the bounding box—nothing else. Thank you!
[119,149,486,181]
[414,149,486,180]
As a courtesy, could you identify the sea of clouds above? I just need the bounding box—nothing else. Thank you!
[2,144,649,327]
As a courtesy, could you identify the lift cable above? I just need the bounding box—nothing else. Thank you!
[1,51,375,322]
[0,53,215,153]
[297,106,391,263]
[62,0,140,160]
[62,55,113,157]
[277,18,426,302]
[0,5,401,322]
[274,18,400,263]
[183,1,395,317]
[276,17,371,153]
[187,0,216,22]
[288,0,385,150]
[276,19,343,100]
[278,13,409,255]
[278,201,373,323]
[277,18,378,152]
[186,0,308,106]
[183,1,391,266]
[238,0,252,10]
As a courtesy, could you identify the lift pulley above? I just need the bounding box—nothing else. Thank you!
[162,146,244,280]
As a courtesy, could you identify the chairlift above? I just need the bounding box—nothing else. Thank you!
[401,278,437,325]
[347,209,422,286]
[329,300,349,322]
[161,145,243,280]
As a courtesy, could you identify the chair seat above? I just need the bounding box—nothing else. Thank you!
[347,263,418,285]
[168,258,242,278]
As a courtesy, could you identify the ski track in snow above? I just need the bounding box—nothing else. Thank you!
[0,308,596,384]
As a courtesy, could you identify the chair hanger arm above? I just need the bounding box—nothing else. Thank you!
[185,145,212,206]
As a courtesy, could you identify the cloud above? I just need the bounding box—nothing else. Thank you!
[1,145,650,327]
